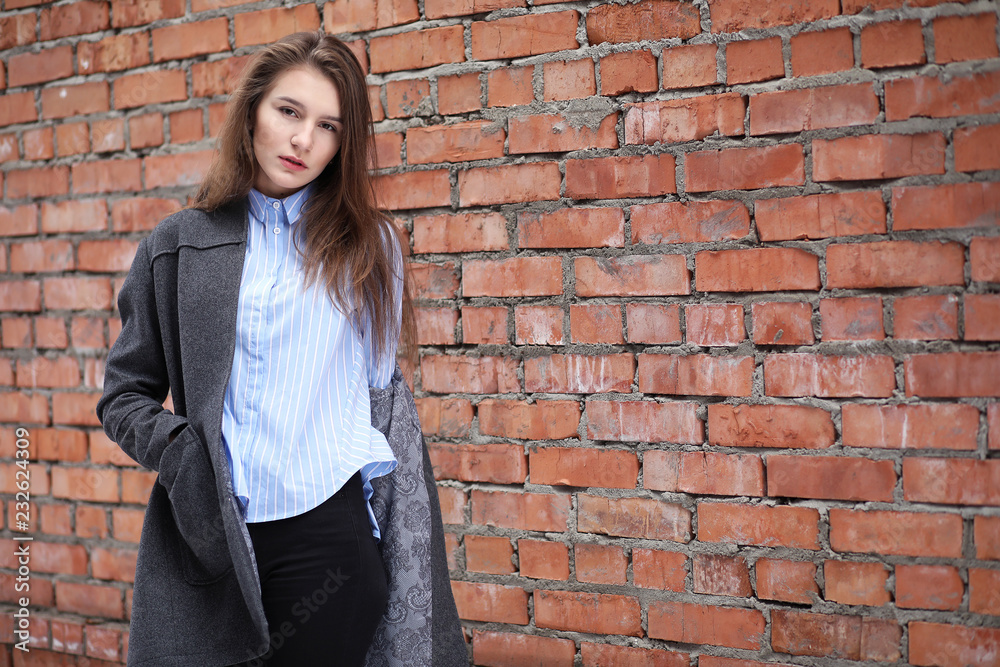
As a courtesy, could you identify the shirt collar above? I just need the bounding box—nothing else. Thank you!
[248,182,314,227]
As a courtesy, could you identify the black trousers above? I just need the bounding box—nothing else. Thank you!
[238,472,388,667]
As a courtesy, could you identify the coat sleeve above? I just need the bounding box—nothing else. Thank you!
[96,236,188,473]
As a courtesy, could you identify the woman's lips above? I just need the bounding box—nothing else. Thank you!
[279,155,307,171]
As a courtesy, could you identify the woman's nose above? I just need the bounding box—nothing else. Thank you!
[291,129,312,151]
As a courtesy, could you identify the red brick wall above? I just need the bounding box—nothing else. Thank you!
[1,0,999,664]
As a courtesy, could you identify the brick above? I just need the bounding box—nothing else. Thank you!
[514,305,563,345]
[461,306,507,345]
[42,200,108,234]
[10,240,75,274]
[903,458,1000,506]
[843,0,972,11]
[420,355,519,394]
[905,352,1000,398]
[51,619,84,654]
[751,84,878,136]
[582,643,688,667]
[600,51,657,95]
[79,32,151,75]
[758,191,886,242]
[428,443,526,484]
[152,17,228,62]
[955,123,1000,172]
[626,304,682,344]
[727,38,784,84]
[406,121,504,165]
[16,356,80,389]
[169,109,203,145]
[0,92,37,127]
[587,0,699,45]
[543,59,596,101]
[710,0,837,33]
[410,262,459,299]
[967,294,1000,341]
[56,122,91,156]
[632,200,749,244]
[122,468,157,503]
[698,247,820,292]
[411,308,455,345]
[111,0,185,27]
[693,554,751,597]
[972,237,1000,282]
[524,354,634,394]
[458,163,561,207]
[471,11,579,60]
[708,404,833,449]
[587,400,701,444]
[55,581,124,619]
[824,560,892,607]
[519,208,624,249]
[639,354,752,397]
[861,20,925,68]
[0,13,36,50]
[91,547,138,584]
[518,539,569,580]
[76,504,110,539]
[2,318,32,347]
[373,132,402,169]
[686,303,744,346]
[772,611,901,661]
[0,134,17,162]
[886,70,1000,121]
[233,5,319,47]
[113,70,186,110]
[324,0,419,31]
[40,504,73,536]
[7,167,70,199]
[934,13,998,63]
[510,112,618,154]
[991,405,1000,451]
[144,151,214,189]
[8,47,74,87]
[71,159,141,195]
[473,631,575,667]
[575,255,689,296]
[193,56,251,98]
[814,133,945,181]
[370,26,464,74]
[0,205,36,238]
[438,73,482,115]
[686,144,804,192]
[649,601,764,650]
[566,154,676,200]
[465,535,514,575]
[894,182,1000,232]
[909,623,1000,667]
[646,451,763,496]
[575,544,627,585]
[91,118,125,153]
[970,568,1000,615]
[535,590,641,636]
[479,399,580,440]
[530,447,638,489]
[0,391,48,423]
[829,509,962,558]
[701,658,797,667]
[791,28,854,77]
[368,85,384,122]
[437,487,465,525]
[78,240,138,273]
[751,301,814,345]
[625,93,745,145]
[661,43,718,89]
[487,67,533,108]
[830,241,964,289]
[578,494,690,542]
[471,490,570,532]
[756,559,818,604]
[700,503,819,549]
[0,281,42,313]
[765,354,894,398]
[35,317,68,349]
[896,565,962,610]
[820,296,884,341]
[842,403,978,450]
[451,581,528,624]
[30,541,88,575]
[633,549,686,591]
[23,127,54,160]
[375,170,450,211]
[463,257,562,297]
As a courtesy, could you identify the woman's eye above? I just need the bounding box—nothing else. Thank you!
[321,123,336,132]
[280,107,297,117]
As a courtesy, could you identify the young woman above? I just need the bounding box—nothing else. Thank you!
[97,32,465,667]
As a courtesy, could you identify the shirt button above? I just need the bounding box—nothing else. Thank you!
[272,202,279,209]
[273,227,280,234]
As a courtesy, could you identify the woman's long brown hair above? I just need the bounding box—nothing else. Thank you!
[193,31,414,366]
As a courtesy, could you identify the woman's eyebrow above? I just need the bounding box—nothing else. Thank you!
[276,95,341,123]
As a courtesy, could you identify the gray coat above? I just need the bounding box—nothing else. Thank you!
[96,200,467,666]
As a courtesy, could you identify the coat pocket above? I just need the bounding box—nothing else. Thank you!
[159,425,233,585]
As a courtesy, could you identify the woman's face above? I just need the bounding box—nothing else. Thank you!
[252,66,343,199]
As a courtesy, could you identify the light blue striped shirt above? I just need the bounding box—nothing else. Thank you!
[220,184,400,538]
